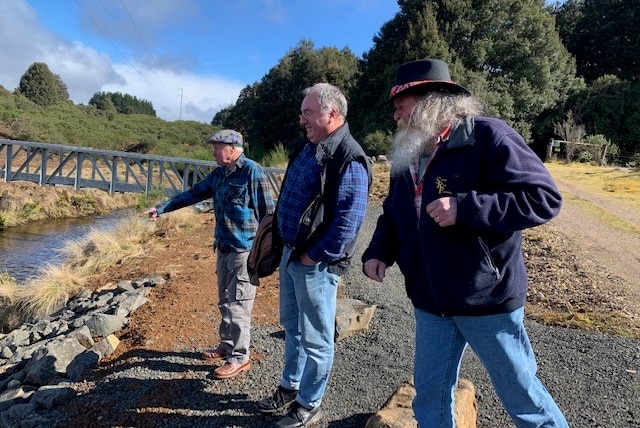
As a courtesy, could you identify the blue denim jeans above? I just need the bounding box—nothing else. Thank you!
[413,307,569,428]
[278,246,339,409]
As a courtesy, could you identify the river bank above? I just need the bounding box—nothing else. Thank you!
[0,181,140,230]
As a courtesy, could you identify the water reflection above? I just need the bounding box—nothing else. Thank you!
[0,210,133,283]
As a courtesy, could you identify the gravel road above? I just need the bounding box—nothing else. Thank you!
[45,204,640,428]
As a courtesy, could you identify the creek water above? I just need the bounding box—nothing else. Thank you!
[0,210,133,283]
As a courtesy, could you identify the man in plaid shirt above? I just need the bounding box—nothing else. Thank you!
[144,129,275,379]
[257,83,371,428]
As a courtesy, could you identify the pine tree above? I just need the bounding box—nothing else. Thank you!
[18,62,60,107]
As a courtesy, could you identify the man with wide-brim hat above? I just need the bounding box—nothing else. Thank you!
[362,58,570,427]
[144,128,275,380]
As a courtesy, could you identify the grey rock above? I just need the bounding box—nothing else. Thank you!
[116,280,135,292]
[0,402,51,428]
[335,298,377,341]
[24,338,85,385]
[65,349,100,381]
[84,313,127,337]
[0,386,36,411]
[31,384,76,409]
[68,325,94,349]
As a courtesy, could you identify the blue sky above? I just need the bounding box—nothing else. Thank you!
[0,0,400,123]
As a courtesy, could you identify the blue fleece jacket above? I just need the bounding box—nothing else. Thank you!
[362,116,562,316]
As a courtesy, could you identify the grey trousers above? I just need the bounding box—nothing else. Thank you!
[216,250,256,364]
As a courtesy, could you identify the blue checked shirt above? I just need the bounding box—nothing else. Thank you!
[156,154,275,252]
[277,142,369,263]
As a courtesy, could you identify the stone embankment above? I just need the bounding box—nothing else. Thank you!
[0,276,165,427]
[0,276,477,427]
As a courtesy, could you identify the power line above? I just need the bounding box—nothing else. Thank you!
[73,0,146,82]
[73,0,169,100]
[119,0,172,89]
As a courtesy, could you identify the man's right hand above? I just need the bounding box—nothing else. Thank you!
[363,259,387,283]
[142,207,159,221]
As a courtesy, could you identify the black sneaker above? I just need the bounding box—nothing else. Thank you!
[275,401,322,428]
[257,385,298,415]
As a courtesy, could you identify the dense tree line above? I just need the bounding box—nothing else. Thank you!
[214,0,639,163]
[89,91,156,117]
[213,40,360,156]
[551,0,640,158]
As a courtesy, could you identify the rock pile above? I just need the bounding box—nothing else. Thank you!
[0,276,165,427]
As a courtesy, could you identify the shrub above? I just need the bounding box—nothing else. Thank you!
[262,143,289,168]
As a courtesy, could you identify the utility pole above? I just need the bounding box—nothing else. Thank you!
[177,88,187,120]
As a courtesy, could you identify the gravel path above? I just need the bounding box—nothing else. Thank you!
[45,205,640,428]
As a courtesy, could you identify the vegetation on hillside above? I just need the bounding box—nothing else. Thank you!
[1,0,638,166]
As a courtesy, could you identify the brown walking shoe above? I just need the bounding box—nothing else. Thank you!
[213,360,251,379]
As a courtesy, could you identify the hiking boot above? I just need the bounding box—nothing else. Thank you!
[257,385,298,415]
[275,401,323,427]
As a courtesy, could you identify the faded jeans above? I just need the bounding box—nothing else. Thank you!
[278,246,339,409]
[216,250,255,364]
[413,307,569,428]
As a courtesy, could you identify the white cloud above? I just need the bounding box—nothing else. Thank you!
[0,0,242,124]
[103,64,244,123]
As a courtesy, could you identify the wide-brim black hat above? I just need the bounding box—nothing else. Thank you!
[387,58,470,102]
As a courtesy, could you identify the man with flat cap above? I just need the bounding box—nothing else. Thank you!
[362,58,569,427]
[144,129,275,379]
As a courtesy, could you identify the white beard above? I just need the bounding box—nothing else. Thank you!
[389,121,437,177]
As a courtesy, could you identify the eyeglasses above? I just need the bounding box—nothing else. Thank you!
[299,110,314,120]
[299,108,327,120]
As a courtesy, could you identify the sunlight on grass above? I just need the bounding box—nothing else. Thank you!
[152,208,203,237]
[546,162,640,208]
[18,264,86,319]
[0,210,25,229]
[261,143,289,168]
[60,214,157,276]
[0,272,20,303]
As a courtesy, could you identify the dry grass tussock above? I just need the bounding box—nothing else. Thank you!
[0,210,202,331]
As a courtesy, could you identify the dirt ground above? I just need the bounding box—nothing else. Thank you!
[81,166,640,365]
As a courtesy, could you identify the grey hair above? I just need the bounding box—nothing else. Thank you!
[410,92,486,133]
[303,83,348,119]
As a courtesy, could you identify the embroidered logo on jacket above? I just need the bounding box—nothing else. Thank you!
[435,177,452,195]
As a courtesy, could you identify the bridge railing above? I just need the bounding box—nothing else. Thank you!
[0,139,285,197]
